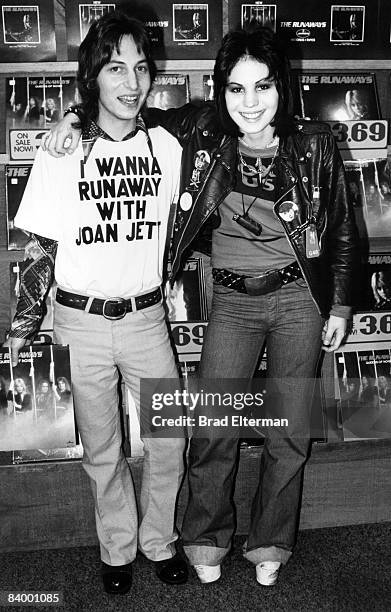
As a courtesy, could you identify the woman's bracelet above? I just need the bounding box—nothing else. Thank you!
[63,106,84,122]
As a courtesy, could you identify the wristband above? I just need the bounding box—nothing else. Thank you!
[63,106,84,122]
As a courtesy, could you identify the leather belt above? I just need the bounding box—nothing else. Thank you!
[56,287,162,320]
[212,262,302,296]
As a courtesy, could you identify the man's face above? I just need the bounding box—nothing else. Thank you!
[96,34,151,138]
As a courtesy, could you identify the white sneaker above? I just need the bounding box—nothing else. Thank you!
[194,564,221,584]
[255,561,281,586]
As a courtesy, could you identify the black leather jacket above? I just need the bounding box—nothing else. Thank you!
[146,104,359,317]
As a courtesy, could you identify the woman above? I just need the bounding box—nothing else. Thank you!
[40,98,59,126]
[7,377,32,415]
[35,379,56,420]
[23,96,40,126]
[345,89,369,120]
[54,376,72,411]
[43,26,359,586]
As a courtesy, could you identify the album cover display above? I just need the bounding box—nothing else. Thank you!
[335,348,391,440]
[147,73,190,110]
[6,164,31,250]
[344,156,391,240]
[298,72,380,121]
[0,0,56,62]
[65,0,117,60]
[228,1,380,59]
[165,257,208,322]
[65,0,222,61]
[228,1,277,31]
[0,344,76,452]
[6,75,78,131]
[354,253,391,313]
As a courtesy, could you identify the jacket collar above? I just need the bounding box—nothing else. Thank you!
[81,116,152,161]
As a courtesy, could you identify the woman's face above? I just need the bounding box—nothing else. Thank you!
[351,100,365,119]
[15,381,24,393]
[225,56,279,144]
[58,380,65,391]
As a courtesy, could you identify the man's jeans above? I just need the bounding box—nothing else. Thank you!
[54,295,185,566]
[182,280,323,566]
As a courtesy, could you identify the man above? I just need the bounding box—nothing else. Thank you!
[5,12,187,594]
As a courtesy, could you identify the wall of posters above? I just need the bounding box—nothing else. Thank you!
[298,72,380,121]
[0,0,56,62]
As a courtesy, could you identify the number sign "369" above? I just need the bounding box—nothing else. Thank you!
[327,120,388,150]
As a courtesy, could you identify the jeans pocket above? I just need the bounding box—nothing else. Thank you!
[54,301,84,329]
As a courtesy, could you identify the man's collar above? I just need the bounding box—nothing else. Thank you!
[81,116,153,160]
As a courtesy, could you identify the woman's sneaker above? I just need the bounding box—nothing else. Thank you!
[194,564,221,584]
[255,561,281,586]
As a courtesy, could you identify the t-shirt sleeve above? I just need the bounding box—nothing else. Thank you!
[14,147,63,241]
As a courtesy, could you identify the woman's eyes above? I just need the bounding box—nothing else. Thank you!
[229,83,272,93]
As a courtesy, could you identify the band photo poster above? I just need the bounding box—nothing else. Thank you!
[65,0,116,59]
[147,73,190,110]
[354,253,391,313]
[298,72,380,122]
[0,344,76,453]
[0,0,56,62]
[139,0,223,60]
[344,156,391,241]
[6,75,79,131]
[335,348,391,441]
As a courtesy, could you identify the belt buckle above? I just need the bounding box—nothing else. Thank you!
[102,298,127,320]
[244,270,282,296]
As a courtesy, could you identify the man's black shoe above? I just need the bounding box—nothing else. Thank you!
[101,561,133,594]
[155,553,188,585]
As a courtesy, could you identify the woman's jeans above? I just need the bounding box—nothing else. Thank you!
[182,279,323,566]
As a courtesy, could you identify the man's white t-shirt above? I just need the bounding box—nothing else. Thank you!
[15,127,182,298]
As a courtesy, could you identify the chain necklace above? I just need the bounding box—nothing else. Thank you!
[238,138,279,184]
